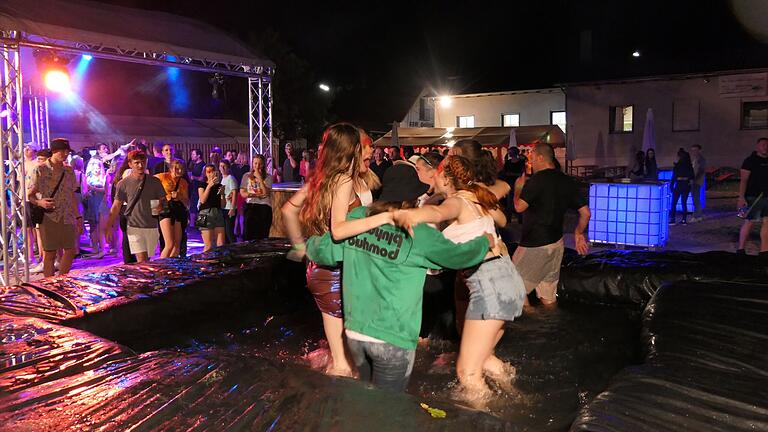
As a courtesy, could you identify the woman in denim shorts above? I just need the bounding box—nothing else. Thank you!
[197,164,226,252]
[395,155,526,403]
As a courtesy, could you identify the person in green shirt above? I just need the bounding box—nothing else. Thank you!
[306,163,493,392]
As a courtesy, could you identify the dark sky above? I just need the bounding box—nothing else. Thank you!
[92,0,768,129]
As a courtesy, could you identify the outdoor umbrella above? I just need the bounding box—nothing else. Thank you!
[642,108,656,152]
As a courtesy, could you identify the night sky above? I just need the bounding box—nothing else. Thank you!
[92,0,768,130]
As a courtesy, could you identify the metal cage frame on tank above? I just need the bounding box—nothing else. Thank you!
[588,181,671,249]
[657,169,706,212]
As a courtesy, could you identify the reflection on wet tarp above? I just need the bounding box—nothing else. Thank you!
[571,280,768,432]
[559,250,768,306]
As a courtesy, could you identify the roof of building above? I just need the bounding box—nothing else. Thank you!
[561,66,768,87]
[0,0,273,71]
[373,125,565,148]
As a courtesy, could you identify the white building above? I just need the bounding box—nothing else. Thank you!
[400,88,566,131]
[565,69,768,169]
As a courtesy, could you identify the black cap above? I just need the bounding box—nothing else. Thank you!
[378,163,429,202]
[50,138,71,152]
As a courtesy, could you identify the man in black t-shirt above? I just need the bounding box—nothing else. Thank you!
[512,143,591,305]
[737,137,768,256]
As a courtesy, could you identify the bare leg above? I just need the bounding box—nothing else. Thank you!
[456,319,505,398]
[215,228,226,247]
[58,248,77,274]
[42,250,56,277]
[171,222,182,257]
[201,229,213,252]
[134,251,149,263]
[159,219,175,258]
[739,220,753,250]
[760,219,768,252]
[35,228,44,262]
[321,312,353,376]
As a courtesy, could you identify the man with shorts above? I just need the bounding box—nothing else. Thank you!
[513,143,591,305]
[737,137,768,257]
[106,150,166,263]
[28,138,84,277]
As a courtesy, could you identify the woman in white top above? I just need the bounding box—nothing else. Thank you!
[240,155,273,240]
[394,155,526,403]
[281,124,386,377]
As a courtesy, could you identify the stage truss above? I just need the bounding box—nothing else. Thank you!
[0,29,273,284]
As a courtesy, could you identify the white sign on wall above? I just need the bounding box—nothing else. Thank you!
[719,73,768,98]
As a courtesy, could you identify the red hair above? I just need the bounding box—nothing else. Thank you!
[439,155,499,213]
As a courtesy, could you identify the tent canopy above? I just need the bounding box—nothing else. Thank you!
[0,0,274,73]
[373,125,565,148]
[48,114,248,148]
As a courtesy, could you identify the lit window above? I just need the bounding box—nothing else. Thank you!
[609,105,633,133]
[457,115,475,128]
[551,111,566,132]
[502,113,520,127]
[742,101,768,129]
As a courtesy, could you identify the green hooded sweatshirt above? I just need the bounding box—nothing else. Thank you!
[306,206,490,350]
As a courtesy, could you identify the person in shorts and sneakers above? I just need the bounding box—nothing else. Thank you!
[106,150,166,263]
[28,138,84,277]
[737,137,768,258]
[513,144,591,305]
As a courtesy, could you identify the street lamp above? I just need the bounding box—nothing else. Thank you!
[439,95,452,108]
[632,50,641,58]
[318,83,330,92]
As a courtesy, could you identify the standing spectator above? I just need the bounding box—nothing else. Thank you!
[22,144,43,271]
[402,146,415,160]
[152,143,184,175]
[282,142,300,182]
[197,164,226,252]
[71,156,86,231]
[219,159,238,243]
[628,151,646,182]
[147,142,164,172]
[231,151,250,184]
[106,151,166,263]
[498,147,526,224]
[84,158,108,258]
[370,147,392,182]
[737,137,768,256]
[112,158,135,264]
[690,144,706,222]
[28,138,84,277]
[644,148,658,180]
[299,149,313,182]
[386,145,401,161]
[155,160,189,258]
[187,149,206,226]
[266,156,281,183]
[240,155,273,240]
[513,143,591,306]
[670,149,695,225]
[209,146,223,168]
[224,149,236,164]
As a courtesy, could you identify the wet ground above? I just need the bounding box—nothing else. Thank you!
[116,283,641,431]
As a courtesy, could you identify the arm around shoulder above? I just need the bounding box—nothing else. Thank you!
[418,225,490,270]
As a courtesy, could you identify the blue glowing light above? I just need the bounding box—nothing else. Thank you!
[657,170,706,212]
[588,182,670,247]
[166,65,189,112]
[82,54,93,61]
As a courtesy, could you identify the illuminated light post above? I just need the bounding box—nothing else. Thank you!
[439,95,452,108]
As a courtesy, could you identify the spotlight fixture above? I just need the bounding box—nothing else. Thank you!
[209,73,226,101]
[439,95,452,108]
[82,54,93,61]
[632,50,641,58]
[318,83,330,92]
[34,50,72,93]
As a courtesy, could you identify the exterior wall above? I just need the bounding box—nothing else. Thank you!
[434,89,565,128]
[401,89,434,127]
[567,73,768,169]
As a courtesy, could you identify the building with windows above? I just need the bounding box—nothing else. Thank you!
[400,88,566,131]
[564,69,768,169]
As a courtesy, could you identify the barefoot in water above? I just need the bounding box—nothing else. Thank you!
[483,356,517,393]
[452,382,494,411]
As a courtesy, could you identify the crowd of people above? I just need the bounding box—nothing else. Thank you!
[22,138,278,276]
[282,123,591,404]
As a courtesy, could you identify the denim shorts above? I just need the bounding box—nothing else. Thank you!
[746,195,768,221]
[464,254,526,321]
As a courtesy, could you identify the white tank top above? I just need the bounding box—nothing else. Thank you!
[442,192,496,244]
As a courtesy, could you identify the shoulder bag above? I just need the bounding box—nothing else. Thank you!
[30,170,66,225]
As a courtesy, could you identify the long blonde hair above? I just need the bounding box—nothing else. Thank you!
[299,123,363,236]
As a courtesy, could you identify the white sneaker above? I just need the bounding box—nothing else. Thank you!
[29,262,44,273]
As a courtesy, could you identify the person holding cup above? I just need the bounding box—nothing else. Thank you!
[197,164,226,252]
[105,150,167,263]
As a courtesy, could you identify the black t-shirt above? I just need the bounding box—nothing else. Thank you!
[742,152,768,196]
[198,182,223,210]
[370,159,392,181]
[187,160,205,187]
[519,169,587,247]
[282,158,300,182]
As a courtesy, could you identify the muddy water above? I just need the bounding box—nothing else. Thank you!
[123,298,640,431]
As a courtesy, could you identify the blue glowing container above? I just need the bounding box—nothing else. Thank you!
[588,181,670,248]
[657,169,705,212]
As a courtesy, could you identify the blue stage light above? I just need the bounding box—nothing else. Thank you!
[82,54,93,61]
